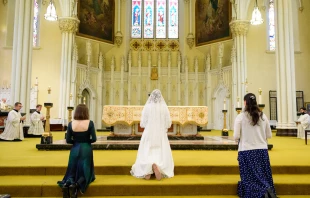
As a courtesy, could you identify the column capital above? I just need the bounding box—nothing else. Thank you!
[58,17,80,33]
[229,20,250,37]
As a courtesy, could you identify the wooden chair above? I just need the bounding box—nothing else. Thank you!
[306,130,310,145]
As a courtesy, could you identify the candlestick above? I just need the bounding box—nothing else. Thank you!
[41,102,53,144]
[258,88,262,104]
[237,97,240,108]
[69,93,73,107]
[223,99,226,110]
[222,110,228,136]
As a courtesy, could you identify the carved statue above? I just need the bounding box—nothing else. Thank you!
[150,68,158,80]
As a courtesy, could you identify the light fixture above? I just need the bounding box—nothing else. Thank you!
[44,0,58,21]
[250,0,263,25]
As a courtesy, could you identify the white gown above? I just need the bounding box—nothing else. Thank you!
[28,111,44,135]
[297,114,310,139]
[131,89,174,178]
[0,110,24,140]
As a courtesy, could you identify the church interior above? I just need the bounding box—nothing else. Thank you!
[0,0,310,197]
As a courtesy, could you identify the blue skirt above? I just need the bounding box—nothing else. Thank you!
[57,142,95,193]
[237,149,276,198]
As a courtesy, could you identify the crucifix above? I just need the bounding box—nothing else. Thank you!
[242,78,251,93]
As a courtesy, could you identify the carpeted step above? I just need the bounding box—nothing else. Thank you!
[13,196,310,198]
[0,175,310,197]
[1,165,310,175]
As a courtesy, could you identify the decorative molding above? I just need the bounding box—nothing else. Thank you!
[130,39,179,51]
[115,31,123,47]
[229,20,250,37]
[58,17,80,33]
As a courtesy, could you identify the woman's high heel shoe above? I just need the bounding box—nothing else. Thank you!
[69,183,78,198]
[61,186,69,198]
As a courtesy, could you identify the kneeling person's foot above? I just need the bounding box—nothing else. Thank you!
[152,164,162,181]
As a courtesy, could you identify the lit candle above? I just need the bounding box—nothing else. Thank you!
[258,88,262,104]
[223,99,226,110]
[69,93,73,107]
[47,87,51,102]
[237,97,240,108]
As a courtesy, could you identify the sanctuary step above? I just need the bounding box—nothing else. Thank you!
[1,175,310,197]
[36,136,273,150]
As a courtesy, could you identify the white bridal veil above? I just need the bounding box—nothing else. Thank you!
[140,89,172,147]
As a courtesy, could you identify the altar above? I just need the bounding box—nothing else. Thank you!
[102,105,208,136]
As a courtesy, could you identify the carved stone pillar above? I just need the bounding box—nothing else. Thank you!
[275,0,297,136]
[58,17,80,123]
[11,0,34,115]
[229,20,250,110]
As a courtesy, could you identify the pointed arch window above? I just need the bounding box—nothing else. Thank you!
[33,0,41,47]
[268,0,275,51]
[131,0,178,39]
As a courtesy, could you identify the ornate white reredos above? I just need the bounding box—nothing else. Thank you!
[229,20,250,37]
[58,17,80,33]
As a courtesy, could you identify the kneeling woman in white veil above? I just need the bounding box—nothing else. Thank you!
[130,89,174,180]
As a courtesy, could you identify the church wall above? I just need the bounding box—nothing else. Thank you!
[246,0,310,119]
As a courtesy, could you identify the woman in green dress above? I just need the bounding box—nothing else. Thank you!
[57,104,97,198]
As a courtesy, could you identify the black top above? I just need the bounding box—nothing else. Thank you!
[66,120,97,144]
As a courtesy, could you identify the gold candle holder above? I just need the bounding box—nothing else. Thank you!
[176,124,181,136]
[222,110,229,136]
[235,108,242,114]
[67,107,74,123]
[41,102,53,144]
[258,104,265,112]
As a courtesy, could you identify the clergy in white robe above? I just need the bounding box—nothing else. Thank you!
[0,98,8,111]
[28,104,45,135]
[297,107,310,139]
[0,102,25,141]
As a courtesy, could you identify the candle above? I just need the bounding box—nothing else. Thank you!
[47,87,51,102]
[69,93,73,107]
[223,99,226,110]
[237,97,240,108]
[35,77,38,85]
[258,88,262,104]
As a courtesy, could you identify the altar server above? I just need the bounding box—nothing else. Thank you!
[131,89,174,180]
[28,104,45,135]
[297,107,310,139]
[0,102,25,141]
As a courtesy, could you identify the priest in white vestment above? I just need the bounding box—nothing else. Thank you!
[130,89,174,180]
[28,104,45,135]
[0,102,26,141]
[297,107,310,139]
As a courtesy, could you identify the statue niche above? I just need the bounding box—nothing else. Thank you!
[150,67,158,80]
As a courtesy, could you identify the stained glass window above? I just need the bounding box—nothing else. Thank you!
[131,0,178,39]
[268,0,275,51]
[33,0,40,47]
[132,0,142,38]
[156,0,166,38]
[168,0,178,38]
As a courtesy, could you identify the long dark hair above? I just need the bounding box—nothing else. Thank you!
[74,104,89,120]
[244,93,263,126]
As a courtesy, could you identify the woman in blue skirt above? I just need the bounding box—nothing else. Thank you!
[57,104,97,198]
[234,93,277,198]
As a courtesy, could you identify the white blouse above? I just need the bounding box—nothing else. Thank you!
[234,112,272,151]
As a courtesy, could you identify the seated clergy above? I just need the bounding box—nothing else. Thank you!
[0,102,26,141]
[28,104,45,135]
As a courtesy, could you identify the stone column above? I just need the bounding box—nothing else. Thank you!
[229,20,250,111]
[58,17,79,122]
[10,0,34,114]
[275,0,297,136]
